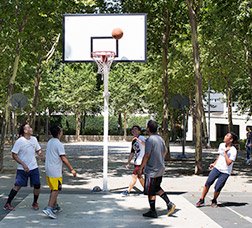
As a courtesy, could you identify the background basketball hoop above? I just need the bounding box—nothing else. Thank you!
[92,51,115,74]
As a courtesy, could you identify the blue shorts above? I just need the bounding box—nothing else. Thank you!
[205,168,229,192]
[15,168,40,187]
[144,175,162,195]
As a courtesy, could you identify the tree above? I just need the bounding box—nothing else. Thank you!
[185,0,203,174]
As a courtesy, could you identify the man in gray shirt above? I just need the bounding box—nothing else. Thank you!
[138,120,176,218]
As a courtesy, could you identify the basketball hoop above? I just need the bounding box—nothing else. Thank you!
[92,51,115,74]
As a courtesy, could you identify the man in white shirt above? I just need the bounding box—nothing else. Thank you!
[122,125,145,196]
[196,132,238,207]
[42,125,76,219]
[3,123,43,211]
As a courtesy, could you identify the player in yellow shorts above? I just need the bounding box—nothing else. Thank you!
[43,126,76,219]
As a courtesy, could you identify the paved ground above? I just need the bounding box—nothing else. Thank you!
[0,141,252,227]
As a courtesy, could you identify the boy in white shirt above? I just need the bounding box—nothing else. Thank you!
[3,123,43,211]
[42,125,76,219]
[196,132,238,207]
[122,125,145,196]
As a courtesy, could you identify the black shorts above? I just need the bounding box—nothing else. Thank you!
[144,175,162,195]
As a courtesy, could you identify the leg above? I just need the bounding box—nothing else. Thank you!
[4,169,27,210]
[142,176,158,218]
[48,190,59,208]
[200,185,210,200]
[127,174,138,193]
[138,175,144,188]
[246,146,251,164]
[196,168,220,207]
[212,172,229,204]
[30,168,41,210]
[4,185,22,210]
[156,180,176,216]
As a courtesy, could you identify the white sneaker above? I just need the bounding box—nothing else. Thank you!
[42,207,57,219]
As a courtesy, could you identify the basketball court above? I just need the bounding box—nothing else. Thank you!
[0,193,221,228]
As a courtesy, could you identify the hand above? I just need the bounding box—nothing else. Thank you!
[224,146,231,153]
[23,164,29,173]
[125,164,130,169]
[38,151,45,162]
[209,163,214,170]
[71,169,77,177]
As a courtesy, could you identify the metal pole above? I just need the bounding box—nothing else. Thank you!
[103,64,109,191]
[182,108,186,157]
[207,81,211,148]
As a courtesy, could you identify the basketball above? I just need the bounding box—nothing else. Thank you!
[112,28,123,40]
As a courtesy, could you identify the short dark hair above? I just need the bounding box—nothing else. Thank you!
[50,125,62,138]
[18,123,28,137]
[131,125,141,132]
[230,132,238,144]
[147,120,158,133]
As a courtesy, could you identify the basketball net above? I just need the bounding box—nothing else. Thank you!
[92,51,115,75]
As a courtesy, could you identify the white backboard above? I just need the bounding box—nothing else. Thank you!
[63,14,147,62]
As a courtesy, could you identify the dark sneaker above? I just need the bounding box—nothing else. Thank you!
[121,190,129,196]
[167,202,176,216]
[211,199,218,208]
[53,204,62,213]
[143,210,158,218]
[196,199,205,207]
[3,203,15,211]
[32,202,39,210]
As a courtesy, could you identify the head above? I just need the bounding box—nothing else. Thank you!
[224,132,238,146]
[18,123,33,137]
[146,120,158,134]
[246,126,251,132]
[50,125,63,138]
[131,125,141,137]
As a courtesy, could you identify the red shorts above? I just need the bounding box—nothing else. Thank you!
[133,165,141,175]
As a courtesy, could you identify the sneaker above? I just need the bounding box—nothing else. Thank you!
[196,198,205,207]
[53,204,62,213]
[211,199,218,208]
[167,202,176,216]
[32,202,39,210]
[121,190,129,196]
[246,159,251,165]
[3,203,15,211]
[143,210,158,218]
[42,207,57,219]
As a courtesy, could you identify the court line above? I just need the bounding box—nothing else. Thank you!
[207,196,252,224]
[225,206,252,224]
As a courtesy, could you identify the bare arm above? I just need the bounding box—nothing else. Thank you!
[209,155,219,169]
[36,149,44,161]
[126,153,134,167]
[133,136,145,146]
[60,155,77,177]
[138,153,150,176]
[12,153,29,172]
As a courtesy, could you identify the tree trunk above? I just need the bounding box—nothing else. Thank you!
[75,110,81,141]
[161,8,171,161]
[29,63,41,131]
[226,82,233,132]
[117,112,123,135]
[186,0,203,174]
[244,39,252,114]
[29,34,60,131]
[202,103,208,148]
[123,111,127,141]
[0,52,20,171]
